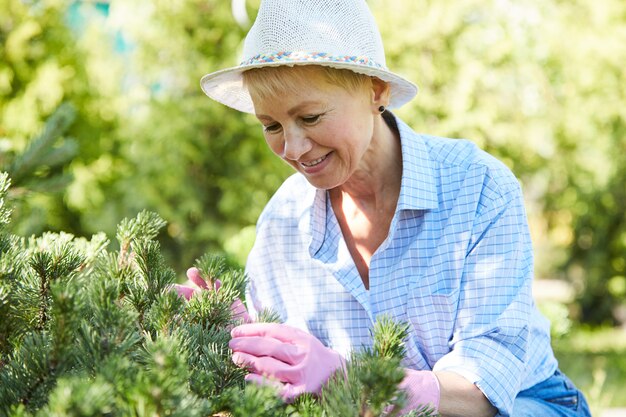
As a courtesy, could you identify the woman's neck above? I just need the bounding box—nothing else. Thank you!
[333,113,402,213]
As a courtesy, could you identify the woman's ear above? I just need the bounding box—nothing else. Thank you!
[371,77,391,112]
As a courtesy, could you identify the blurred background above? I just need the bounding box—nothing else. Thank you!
[1,0,625,414]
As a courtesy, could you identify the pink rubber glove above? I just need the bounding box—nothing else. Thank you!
[173,267,250,323]
[398,369,440,414]
[228,323,345,401]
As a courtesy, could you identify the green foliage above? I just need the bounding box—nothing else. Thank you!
[371,0,626,325]
[0,173,13,260]
[0,187,222,414]
[1,0,623,325]
[538,300,572,340]
[565,171,626,325]
[314,317,436,417]
[1,0,290,271]
[215,383,287,417]
[372,315,411,360]
[117,210,167,245]
[0,173,10,224]
[0,100,79,237]
[4,102,77,193]
[554,326,626,414]
[1,0,126,237]
[0,176,436,416]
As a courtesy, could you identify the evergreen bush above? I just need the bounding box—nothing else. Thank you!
[0,172,435,417]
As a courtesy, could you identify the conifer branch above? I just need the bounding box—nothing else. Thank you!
[196,253,227,287]
[0,172,11,226]
[0,106,76,211]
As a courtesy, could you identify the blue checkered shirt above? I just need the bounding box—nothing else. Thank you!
[244,116,557,416]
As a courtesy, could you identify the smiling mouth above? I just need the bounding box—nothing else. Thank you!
[300,154,328,167]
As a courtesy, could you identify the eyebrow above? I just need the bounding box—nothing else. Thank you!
[256,100,323,120]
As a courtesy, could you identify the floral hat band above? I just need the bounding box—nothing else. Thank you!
[240,51,386,70]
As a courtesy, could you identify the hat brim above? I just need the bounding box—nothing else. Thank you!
[200,60,418,114]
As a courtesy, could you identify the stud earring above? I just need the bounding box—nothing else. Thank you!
[378,105,385,113]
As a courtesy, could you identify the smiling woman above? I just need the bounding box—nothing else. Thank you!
[192,0,593,416]
[244,66,390,194]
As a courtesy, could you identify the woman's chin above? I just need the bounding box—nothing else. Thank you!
[300,174,342,191]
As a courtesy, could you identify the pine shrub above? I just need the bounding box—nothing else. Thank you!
[0,172,436,416]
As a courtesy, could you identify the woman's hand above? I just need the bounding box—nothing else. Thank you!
[398,369,441,414]
[228,323,345,401]
[173,267,250,323]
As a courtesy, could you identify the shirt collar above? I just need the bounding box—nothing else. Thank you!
[395,116,439,211]
[307,116,439,256]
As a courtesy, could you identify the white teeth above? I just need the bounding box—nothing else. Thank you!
[301,155,326,167]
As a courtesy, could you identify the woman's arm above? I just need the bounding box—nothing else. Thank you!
[398,369,496,417]
[436,371,497,417]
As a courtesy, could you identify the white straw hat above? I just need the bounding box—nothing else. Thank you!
[200,0,418,114]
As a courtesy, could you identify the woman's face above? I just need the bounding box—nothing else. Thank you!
[249,69,378,190]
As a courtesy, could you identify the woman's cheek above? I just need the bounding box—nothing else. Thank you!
[265,135,285,157]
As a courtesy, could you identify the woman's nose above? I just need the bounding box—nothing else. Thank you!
[282,127,312,161]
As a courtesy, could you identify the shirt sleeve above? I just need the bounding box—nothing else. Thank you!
[432,182,534,417]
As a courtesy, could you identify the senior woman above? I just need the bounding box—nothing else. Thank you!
[187,0,592,416]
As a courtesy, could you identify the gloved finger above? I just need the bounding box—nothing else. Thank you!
[246,374,303,403]
[245,373,285,390]
[230,299,251,323]
[172,284,196,300]
[279,382,306,402]
[231,323,310,344]
[231,351,299,383]
[230,335,304,365]
[186,267,209,290]
[214,279,222,291]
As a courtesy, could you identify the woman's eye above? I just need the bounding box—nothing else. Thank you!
[302,115,320,124]
[264,123,281,133]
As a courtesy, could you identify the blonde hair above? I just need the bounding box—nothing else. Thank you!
[242,65,372,102]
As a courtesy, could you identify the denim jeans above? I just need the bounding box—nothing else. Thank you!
[501,369,592,417]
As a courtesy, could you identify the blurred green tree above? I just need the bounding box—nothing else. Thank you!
[0,0,127,236]
[1,0,291,271]
[98,0,291,270]
[371,0,626,325]
[1,0,624,324]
